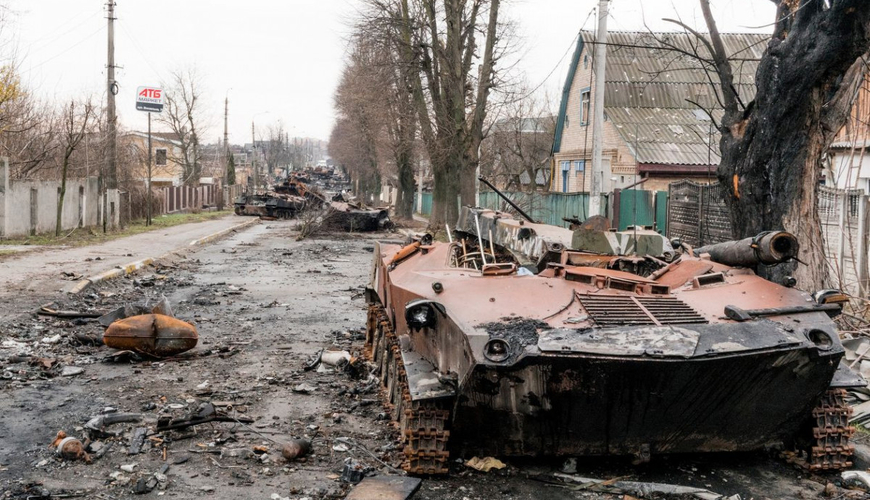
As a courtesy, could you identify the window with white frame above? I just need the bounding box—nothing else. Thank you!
[580,88,591,125]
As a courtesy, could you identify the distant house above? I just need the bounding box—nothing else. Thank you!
[827,77,870,193]
[124,132,185,187]
[485,116,554,191]
[551,30,767,193]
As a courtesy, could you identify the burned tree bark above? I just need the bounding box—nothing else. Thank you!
[704,0,870,288]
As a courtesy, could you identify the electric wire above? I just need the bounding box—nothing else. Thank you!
[22,24,105,75]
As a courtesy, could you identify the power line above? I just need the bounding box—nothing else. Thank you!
[28,8,102,53]
[501,6,597,106]
[22,24,105,75]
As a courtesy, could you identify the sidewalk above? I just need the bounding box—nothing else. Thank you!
[0,215,258,297]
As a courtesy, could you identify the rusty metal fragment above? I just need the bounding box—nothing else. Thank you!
[103,314,198,357]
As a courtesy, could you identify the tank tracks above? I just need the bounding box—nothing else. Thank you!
[365,303,450,475]
[784,388,855,471]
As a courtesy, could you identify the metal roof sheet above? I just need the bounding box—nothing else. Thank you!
[606,107,724,165]
[575,31,765,165]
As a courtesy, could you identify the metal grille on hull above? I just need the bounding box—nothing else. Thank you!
[578,294,708,326]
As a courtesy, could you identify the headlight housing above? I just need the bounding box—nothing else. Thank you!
[404,299,443,331]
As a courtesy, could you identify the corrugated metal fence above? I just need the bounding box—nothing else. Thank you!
[161,185,217,214]
[666,180,732,247]
[819,186,869,297]
[478,191,596,227]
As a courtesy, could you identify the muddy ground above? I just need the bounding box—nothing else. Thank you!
[0,220,864,499]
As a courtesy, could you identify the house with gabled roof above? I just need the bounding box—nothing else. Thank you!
[551,30,768,193]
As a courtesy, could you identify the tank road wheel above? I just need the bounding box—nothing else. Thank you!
[364,302,450,475]
[785,388,855,471]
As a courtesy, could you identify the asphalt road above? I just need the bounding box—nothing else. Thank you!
[0,218,860,500]
[0,215,254,297]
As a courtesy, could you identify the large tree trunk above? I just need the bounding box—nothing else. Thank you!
[708,0,870,289]
[55,155,69,237]
[396,146,415,219]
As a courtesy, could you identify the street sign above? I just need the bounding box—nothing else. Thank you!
[136,86,164,113]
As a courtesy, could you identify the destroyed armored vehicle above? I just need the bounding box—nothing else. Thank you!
[233,191,306,219]
[324,192,392,232]
[365,205,862,475]
[233,176,324,219]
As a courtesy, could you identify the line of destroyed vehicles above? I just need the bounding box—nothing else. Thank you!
[232,168,392,232]
[241,171,863,477]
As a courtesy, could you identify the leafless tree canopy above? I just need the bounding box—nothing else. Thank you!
[159,68,206,187]
[331,0,510,226]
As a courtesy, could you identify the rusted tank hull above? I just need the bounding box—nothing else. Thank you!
[452,346,838,458]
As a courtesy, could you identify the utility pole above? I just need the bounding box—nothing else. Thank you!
[146,112,152,226]
[219,96,228,210]
[105,1,118,230]
[589,0,609,217]
[251,121,258,190]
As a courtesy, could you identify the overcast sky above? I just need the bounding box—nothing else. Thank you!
[7,0,776,146]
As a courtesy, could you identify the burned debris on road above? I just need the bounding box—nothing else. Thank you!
[1,216,870,500]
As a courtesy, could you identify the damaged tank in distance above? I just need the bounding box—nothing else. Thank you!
[233,176,325,219]
[365,205,862,474]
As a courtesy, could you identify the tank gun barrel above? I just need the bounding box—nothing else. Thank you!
[478,177,535,223]
[695,231,798,267]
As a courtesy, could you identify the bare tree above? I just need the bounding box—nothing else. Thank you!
[682,0,870,288]
[53,98,95,236]
[400,0,505,227]
[159,68,205,187]
[264,123,291,180]
[336,0,508,226]
[481,90,555,193]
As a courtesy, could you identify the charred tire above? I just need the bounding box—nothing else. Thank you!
[366,303,450,475]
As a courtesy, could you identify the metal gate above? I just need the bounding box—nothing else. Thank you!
[666,180,733,247]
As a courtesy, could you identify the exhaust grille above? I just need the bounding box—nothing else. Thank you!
[578,294,707,326]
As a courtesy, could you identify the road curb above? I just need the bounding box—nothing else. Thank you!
[67,217,260,294]
[188,217,260,247]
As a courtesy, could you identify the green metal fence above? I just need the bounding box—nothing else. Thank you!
[617,189,655,231]
[413,192,433,216]
[655,191,668,235]
[479,191,593,228]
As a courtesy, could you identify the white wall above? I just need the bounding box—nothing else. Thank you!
[0,158,104,237]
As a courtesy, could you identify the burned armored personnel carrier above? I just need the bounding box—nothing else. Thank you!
[233,191,306,219]
[233,176,324,219]
[365,205,862,474]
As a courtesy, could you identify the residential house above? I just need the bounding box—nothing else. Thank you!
[124,131,185,187]
[484,116,553,191]
[552,30,767,193]
[827,77,870,193]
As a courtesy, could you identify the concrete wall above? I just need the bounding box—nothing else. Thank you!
[0,157,104,238]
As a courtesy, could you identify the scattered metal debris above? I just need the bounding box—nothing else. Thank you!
[345,476,422,500]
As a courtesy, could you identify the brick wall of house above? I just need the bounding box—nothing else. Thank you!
[554,45,638,193]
